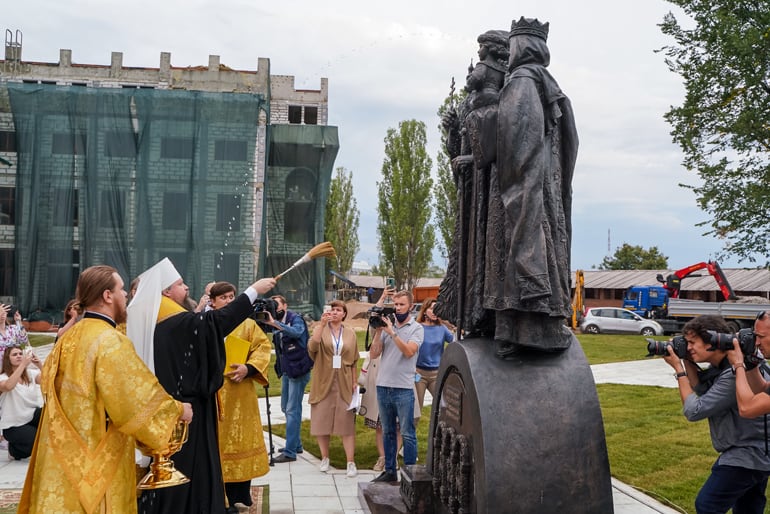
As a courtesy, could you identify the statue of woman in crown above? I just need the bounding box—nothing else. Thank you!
[487,17,579,356]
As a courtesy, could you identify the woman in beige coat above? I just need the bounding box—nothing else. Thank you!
[308,300,359,477]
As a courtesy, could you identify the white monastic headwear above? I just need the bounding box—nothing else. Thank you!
[127,257,181,373]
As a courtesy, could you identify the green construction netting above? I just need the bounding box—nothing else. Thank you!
[7,82,268,317]
[261,124,338,318]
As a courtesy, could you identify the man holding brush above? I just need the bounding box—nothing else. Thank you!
[129,258,276,514]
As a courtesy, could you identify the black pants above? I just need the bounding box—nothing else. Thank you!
[225,481,252,507]
[3,406,41,460]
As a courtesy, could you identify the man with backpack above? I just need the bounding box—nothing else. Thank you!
[266,295,312,463]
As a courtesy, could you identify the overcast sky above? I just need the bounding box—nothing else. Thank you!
[5,0,758,271]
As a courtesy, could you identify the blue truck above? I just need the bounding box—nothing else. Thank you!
[622,285,669,319]
[621,261,748,334]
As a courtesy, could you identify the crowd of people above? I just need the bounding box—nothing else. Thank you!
[3,257,458,514]
[11,257,770,514]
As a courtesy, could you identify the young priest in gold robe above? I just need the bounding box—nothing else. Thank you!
[18,265,193,514]
[209,281,272,511]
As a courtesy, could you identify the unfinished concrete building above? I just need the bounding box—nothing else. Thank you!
[0,29,339,319]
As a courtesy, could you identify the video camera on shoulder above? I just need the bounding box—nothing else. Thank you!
[253,297,278,326]
[367,306,396,329]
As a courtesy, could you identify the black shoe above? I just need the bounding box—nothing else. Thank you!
[273,453,296,463]
[371,471,398,483]
[278,447,303,454]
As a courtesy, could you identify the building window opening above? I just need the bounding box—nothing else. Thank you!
[304,106,318,125]
[0,187,15,225]
[288,105,302,124]
[160,137,194,159]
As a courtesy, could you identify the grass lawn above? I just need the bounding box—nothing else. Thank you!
[28,333,56,347]
[267,333,766,514]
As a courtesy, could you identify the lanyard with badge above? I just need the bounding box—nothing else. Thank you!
[331,325,343,369]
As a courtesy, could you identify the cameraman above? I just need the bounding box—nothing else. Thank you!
[663,314,770,514]
[264,295,311,464]
[368,288,423,484]
[727,311,770,418]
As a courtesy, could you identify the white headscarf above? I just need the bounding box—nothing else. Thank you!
[127,257,181,374]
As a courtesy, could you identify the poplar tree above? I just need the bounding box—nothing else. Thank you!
[434,91,462,260]
[324,167,360,276]
[377,120,435,290]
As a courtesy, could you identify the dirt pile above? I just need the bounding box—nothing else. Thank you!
[307,299,374,333]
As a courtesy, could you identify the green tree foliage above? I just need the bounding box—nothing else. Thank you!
[434,90,464,260]
[324,167,360,277]
[658,1,770,261]
[599,244,669,270]
[377,120,435,290]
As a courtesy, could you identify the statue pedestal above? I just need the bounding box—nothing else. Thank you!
[423,335,613,513]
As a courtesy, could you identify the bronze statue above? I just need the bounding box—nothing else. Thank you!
[436,29,509,339]
[438,18,578,357]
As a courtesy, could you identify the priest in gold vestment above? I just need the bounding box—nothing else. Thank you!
[18,265,191,514]
[209,281,272,511]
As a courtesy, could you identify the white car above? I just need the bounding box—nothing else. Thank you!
[580,307,663,336]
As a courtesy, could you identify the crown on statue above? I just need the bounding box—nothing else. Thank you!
[510,17,549,41]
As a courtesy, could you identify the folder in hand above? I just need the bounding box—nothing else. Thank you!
[224,334,250,375]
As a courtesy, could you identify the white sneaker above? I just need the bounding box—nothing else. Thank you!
[319,457,330,472]
[346,461,357,478]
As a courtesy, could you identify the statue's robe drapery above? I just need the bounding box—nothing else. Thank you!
[436,58,507,337]
[19,317,181,514]
[488,62,578,321]
[138,294,256,514]
[218,318,271,483]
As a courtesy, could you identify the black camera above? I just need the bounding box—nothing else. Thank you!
[368,306,396,329]
[705,328,757,355]
[253,298,278,324]
[646,335,688,359]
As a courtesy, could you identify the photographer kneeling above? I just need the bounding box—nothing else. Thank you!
[662,314,770,514]
[727,311,770,419]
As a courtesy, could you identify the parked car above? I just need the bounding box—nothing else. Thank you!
[579,307,663,336]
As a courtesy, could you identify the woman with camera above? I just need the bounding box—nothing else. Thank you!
[307,299,359,477]
[0,345,43,460]
[0,304,28,361]
[209,281,273,512]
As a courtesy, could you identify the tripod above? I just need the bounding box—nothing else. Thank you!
[263,384,276,466]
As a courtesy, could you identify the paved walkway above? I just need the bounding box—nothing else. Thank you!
[2,343,682,513]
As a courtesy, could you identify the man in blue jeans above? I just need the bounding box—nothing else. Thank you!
[663,314,770,513]
[369,290,424,483]
[266,295,310,463]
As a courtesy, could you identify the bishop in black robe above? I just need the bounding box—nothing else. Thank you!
[138,292,258,514]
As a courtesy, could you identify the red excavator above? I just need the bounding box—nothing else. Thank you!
[656,260,737,301]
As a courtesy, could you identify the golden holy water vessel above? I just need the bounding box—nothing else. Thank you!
[136,420,190,490]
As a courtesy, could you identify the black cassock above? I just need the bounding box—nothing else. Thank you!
[138,293,255,514]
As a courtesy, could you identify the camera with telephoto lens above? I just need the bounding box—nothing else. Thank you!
[646,335,688,358]
[368,306,396,329]
[705,328,757,355]
[253,298,278,323]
